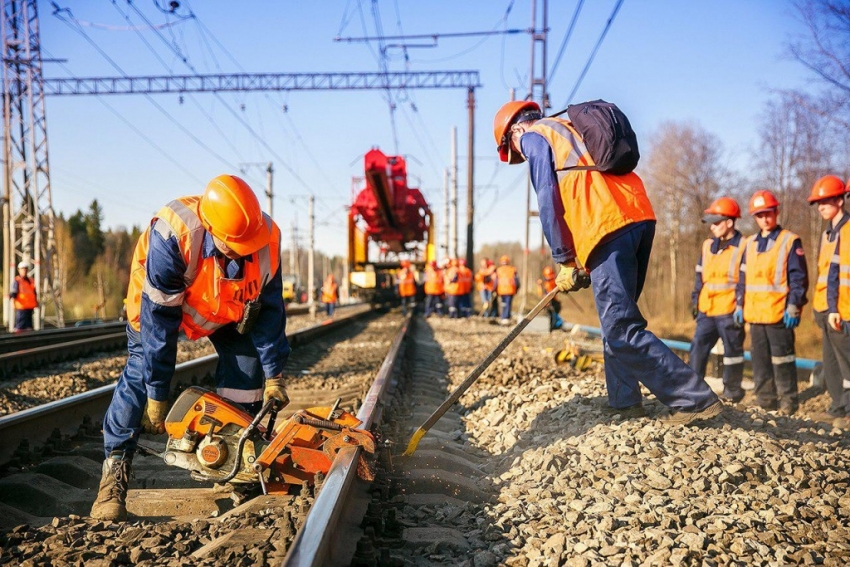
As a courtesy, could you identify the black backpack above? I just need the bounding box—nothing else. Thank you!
[556,100,640,175]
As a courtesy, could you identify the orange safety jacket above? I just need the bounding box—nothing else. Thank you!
[457,266,473,294]
[424,267,444,295]
[835,225,850,320]
[444,266,461,296]
[814,229,839,313]
[321,280,338,303]
[126,196,281,340]
[475,266,496,292]
[541,273,557,294]
[496,265,518,296]
[528,118,656,265]
[742,229,797,325]
[13,275,38,310]
[398,268,417,298]
[697,237,745,317]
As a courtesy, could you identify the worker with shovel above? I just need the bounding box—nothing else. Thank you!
[492,100,721,424]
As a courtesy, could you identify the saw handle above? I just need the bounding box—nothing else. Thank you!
[220,397,283,482]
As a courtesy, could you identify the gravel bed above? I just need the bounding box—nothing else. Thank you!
[0,312,403,566]
[0,314,321,417]
[390,317,850,566]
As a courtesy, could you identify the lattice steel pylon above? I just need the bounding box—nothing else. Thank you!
[2,0,62,329]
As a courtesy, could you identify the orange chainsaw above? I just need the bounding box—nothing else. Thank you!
[159,386,376,494]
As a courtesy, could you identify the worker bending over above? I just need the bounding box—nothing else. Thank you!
[494,100,721,423]
[91,175,291,522]
[808,176,850,422]
[735,190,808,416]
[689,197,747,403]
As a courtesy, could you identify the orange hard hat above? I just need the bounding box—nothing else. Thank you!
[493,100,541,164]
[327,274,335,282]
[400,259,411,268]
[702,197,740,223]
[748,190,780,215]
[499,255,510,265]
[199,175,270,257]
[807,175,846,203]
[543,266,555,277]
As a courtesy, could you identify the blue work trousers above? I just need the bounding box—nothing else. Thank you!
[749,322,797,410]
[14,309,33,331]
[479,290,495,317]
[103,324,266,457]
[586,221,719,411]
[499,295,514,321]
[326,302,335,317]
[446,295,460,318]
[459,293,471,318]
[689,313,745,400]
[401,296,415,316]
[424,294,442,317]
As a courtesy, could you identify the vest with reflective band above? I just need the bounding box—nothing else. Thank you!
[814,228,842,313]
[475,266,495,292]
[458,266,473,294]
[542,274,556,293]
[743,229,796,325]
[126,196,280,339]
[398,269,416,297]
[698,237,745,317]
[424,268,444,295]
[13,276,37,310]
[321,281,338,303]
[496,265,518,296]
[528,118,656,265]
[836,225,850,320]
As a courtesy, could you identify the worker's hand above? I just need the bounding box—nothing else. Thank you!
[140,398,169,435]
[555,264,590,293]
[733,307,744,327]
[828,312,843,332]
[783,305,801,329]
[691,305,699,320]
[263,375,290,409]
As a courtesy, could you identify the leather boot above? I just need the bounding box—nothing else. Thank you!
[90,452,130,521]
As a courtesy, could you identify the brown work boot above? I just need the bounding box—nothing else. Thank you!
[660,400,723,425]
[90,452,130,521]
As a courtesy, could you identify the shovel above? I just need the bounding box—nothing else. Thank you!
[403,287,560,456]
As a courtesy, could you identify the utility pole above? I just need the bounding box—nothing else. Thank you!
[465,88,475,269]
[450,127,458,259]
[289,222,296,276]
[307,195,315,316]
[443,167,449,261]
[521,0,549,315]
[239,162,274,217]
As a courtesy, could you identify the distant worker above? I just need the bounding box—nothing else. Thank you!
[10,261,37,332]
[444,258,462,319]
[494,255,519,325]
[91,175,291,522]
[537,265,563,331]
[689,197,747,404]
[457,258,474,317]
[321,274,339,317]
[475,258,496,317]
[397,259,417,316]
[494,99,722,423]
[423,260,444,318]
[735,190,808,416]
[807,176,850,422]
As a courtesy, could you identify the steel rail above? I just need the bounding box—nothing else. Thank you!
[0,306,375,465]
[284,312,412,566]
[0,332,128,378]
[0,322,126,354]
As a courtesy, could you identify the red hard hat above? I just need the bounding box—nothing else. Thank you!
[199,175,270,257]
[400,259,411,268]
[493,100,541,164]
[748,190,780,215]
[459,258,467,266]
[807,175,846,203]
[543,266,555,277]
[499,255,510,265]
[703,197,740,221]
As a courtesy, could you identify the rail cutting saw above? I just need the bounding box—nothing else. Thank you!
[158,386,376,494]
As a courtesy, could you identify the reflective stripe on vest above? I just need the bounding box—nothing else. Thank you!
[743,230,794,325]
[496,265,517,296]
[529,118,656,265]
[697,237,744,317]
[814,230,838,313]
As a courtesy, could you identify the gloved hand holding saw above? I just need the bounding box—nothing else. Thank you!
[264,375,290,408]
[140,398,169,434]
[555,263,591,293]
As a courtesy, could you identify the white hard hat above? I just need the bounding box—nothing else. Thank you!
[17,261,29,269]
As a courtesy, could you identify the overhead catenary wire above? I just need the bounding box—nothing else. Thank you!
[548,0,585,84]
[563,0,625,106]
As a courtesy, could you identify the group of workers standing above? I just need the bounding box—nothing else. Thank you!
[690,176,850,422]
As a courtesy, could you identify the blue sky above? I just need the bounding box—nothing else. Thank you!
[41,0,815,259]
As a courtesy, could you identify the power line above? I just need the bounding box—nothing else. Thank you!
[563,0,625,106]
[548,0,585,84]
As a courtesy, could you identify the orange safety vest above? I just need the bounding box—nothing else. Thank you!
[835,225,850,320]
[126,196,281,340]
[13,275,38,310]
[742,229,796,325]
[458,266,473,294]
[444,266,460,296]
[697,236,745,317]
[541,273,556,294]
[814,229,839,313]
[424,267,444,295]
[528,118,656,265]
[321,280,338,303]
[496,265,518,296]
[475,266,496,292]
[398,268,416,298]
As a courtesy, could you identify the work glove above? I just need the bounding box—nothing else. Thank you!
[691,305,699,320]
[555,264,591,293]
[140,398,169,435]
[263,376,290,409]
[783,305,801,329]
[733,307,744,327]
[828,312,843,332]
